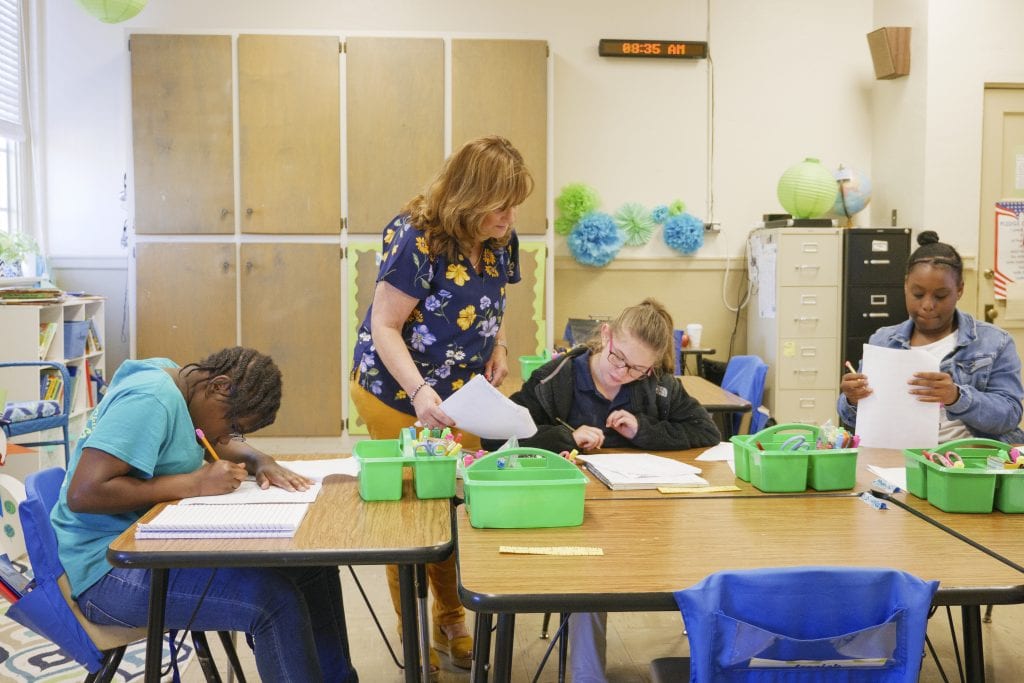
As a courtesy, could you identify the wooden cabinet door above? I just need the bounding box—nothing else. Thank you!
[240,243,341,436]
[136,243,237,362]
[452,39,548,235]
[346,240,382,435]
[131,35,234,234]
[346,37,444,234]
[238,35,341,235]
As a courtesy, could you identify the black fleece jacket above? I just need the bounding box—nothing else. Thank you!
[483,346,721,452]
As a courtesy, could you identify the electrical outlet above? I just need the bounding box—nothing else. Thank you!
[703,222,721,233]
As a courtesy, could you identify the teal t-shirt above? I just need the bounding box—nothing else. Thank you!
[51,358,204,597]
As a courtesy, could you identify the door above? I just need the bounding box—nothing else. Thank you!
[977,86,1024,365]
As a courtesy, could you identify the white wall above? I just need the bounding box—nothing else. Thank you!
[38,0,878,262]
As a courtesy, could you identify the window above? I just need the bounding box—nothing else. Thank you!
[0,0,23,238]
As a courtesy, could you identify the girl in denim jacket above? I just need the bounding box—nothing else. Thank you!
[839,231,1024,443]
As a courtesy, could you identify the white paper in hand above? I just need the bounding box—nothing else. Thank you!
[855,345,939,449]
[439,374,537,439]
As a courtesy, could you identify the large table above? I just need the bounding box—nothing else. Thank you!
[457,447,1024,682]
[677,375,751,437]
[108,467,452,683]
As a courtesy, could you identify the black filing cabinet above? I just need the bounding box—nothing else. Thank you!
[842,228,911,371]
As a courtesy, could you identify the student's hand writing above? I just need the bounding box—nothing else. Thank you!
[484,348,510,386]
[252,458,314,491]
[411,384,456,430]
[840,371,872,405]
[909,371,960,405]
[572,425,605,450]
[606,409,639,440]
[196,460,247,496]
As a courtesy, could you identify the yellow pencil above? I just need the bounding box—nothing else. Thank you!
[195,428,220,461]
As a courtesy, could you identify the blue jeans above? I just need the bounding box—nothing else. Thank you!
[77,565,358,683]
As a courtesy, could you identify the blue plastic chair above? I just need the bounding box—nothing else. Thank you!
[721,356,769,435]
[673,329,685,375]
[651,566,938,682]
[7,468,245,682]
[0,361,71,465]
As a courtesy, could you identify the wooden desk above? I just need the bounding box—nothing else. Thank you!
[679,346,715,377]
[456,495,1024,682]
[678,375,751,437]
[109,465,452,683]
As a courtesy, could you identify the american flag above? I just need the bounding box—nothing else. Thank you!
[993,201,1024,299]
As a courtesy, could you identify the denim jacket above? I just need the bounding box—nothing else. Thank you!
[838,310,1024,443]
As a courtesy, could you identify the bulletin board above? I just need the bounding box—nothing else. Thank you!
[993,200,1024,299]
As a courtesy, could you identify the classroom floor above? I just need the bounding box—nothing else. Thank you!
[182,563,1024,682]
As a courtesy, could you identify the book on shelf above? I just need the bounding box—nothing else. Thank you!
[576,453,709,491]
[135,503,310,539]
[89,366,106,404]
[0,554,31,602]
[39,368,64,402]
[85,318,102,354]
[67,365,80,408]
[38,322,58,359]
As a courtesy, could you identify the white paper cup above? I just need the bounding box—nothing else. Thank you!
[686,323,703,349]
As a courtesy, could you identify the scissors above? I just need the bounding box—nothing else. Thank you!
[924,450,964,468]
[780,435,811,451]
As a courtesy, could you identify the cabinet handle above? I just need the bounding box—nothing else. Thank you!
[800,347,817,357]
[794,264,820,271]
[800,294,818,305]
[863,312,890,318]
[800,242,820,253]
[799,398,817,408]
[221,261,230,274]
[220,208,230,219]
[863,259,891,265]
[794,368,819,374]
[793,316,820,323]
[246,207,254,217]
[869,294,888,305]
[245,261,253,273]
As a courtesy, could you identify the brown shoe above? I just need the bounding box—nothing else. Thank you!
[433,623,473,670]
[397,626,441,680]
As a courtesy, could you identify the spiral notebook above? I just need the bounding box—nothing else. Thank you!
[135,503,310,539]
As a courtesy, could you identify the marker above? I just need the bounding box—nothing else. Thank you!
[844,360,857,375]
[755,441,766,451]
[195,428,220,461]
[567,448,579,462]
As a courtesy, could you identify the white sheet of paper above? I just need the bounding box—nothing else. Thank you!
[695,442,735,462]
[178,479,322,505]
[867,465,908,491]
[855,345,940,449]
[277,457,360,481]
[439,374,537,439]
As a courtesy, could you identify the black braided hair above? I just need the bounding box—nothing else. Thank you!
[906,230,963,285]
[181,347,282,433]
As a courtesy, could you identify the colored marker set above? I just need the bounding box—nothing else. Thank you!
[903,438,1024,513]
[815,424,859,450]
[400,426,464,459]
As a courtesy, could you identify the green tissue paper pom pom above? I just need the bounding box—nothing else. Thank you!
[668,199,687,216]
[554,216,577,236]
[556,183,600,222]
[615,203,657,246]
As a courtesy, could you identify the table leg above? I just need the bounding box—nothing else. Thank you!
[144,568,168,683]
[962,605,985,683]
[557,612,570,683]
[493,613,516,682]
[471,612,493,683]
[397,565,421,683]
[416,564,431,683]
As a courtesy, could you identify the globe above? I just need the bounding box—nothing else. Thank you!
[830,165,872,219]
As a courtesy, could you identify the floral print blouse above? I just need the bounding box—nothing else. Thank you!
[353,214,521,415]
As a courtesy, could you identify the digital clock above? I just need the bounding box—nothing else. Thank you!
[598,39,708,60]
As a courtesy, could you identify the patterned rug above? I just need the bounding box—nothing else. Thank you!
[0,608,193,682]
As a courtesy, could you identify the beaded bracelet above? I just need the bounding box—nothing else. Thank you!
[409,381,429,403]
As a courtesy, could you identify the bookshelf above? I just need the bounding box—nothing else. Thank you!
[0,296,105,470]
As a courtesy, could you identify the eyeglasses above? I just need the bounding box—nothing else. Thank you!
[607,334,653,379]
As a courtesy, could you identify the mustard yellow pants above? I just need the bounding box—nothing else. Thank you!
[350,380,481,629]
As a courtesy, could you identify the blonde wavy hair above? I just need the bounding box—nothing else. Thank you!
[585,298,676,374]
[403,135,534,262]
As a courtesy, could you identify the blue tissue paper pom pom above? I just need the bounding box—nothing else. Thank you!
[568,212,624,267]
[663,212,705,255]
[651,205,670,224]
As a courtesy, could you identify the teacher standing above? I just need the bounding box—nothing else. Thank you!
[350,135,533,673]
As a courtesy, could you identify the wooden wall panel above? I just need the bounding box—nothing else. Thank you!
[452,39,548,235]
[131,35,234,234]
[238,35,341,235]
[136,243,237,361]
[346,241,381,434]
[240,244,341,436]
[346,38,444,234]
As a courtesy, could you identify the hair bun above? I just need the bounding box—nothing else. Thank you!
[917,230,940,246]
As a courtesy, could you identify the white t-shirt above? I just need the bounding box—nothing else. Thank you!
[915,332,971,442]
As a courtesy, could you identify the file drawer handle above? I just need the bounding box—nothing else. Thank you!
[799,398,817,408]
[794,368,819,375]
[862,312,890,319]
[869,294,888,306]
[863,259,891,265]
[800,347,817,357]
[800,294,818,305]
[800,242,820,253]
[794,264,820,271]
[793,316,820,323]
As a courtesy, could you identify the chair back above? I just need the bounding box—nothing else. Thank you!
[721,356,768,434]
[674,566,938,682]
[6,468,140,672]
[672,329,685,375]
